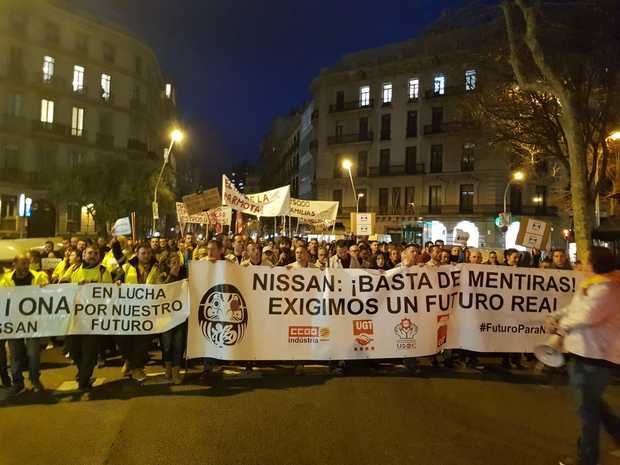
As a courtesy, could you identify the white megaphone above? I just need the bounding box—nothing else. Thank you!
[534,333,565,367]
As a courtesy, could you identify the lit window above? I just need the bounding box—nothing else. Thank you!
[101,73,111,100]
[40,99,54,123]
[71,107,84,136]
[465,69,477,91]
[73,65,85,92]
[42,56,54,81]
[433,74,445,96]
[408,78,419,100]
[382,82,392,104]
[359,85,370,107]
[165,83,173,98]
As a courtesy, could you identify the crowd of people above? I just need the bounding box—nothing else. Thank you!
[0,232,581,398]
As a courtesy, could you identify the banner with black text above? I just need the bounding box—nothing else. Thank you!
[186,262,578,360]
[0,280,189,339]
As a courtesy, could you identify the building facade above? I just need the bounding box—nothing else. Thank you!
[260,112,302,196]
[311,25,560,247]
[0,0,177,238]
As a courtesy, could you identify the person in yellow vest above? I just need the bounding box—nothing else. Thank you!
[119,244,160,382]
[51,247,73,283]
[70,245,112,391]
[0,254,49,396]
[59,249,83,283]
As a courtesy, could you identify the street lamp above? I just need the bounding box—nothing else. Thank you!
[501,170,525,231]
[357,192,365,213]
[153,128,184,232]
[341,158,359,213]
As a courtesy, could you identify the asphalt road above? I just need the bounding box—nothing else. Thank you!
[1,349,619,465]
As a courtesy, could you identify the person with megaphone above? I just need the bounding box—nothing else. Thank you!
[543,247,620,465]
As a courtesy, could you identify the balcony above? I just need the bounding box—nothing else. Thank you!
[327,131,373,146]
[69,128,87,139]
[96,133,114,148]
[72,85,88,97]
[100,93,115,105]
[329,99,374,113]
[127,138,148,152]
[361,204,560,218]
[32,120,68,136]
[366,163,425,177]
[423,121,480,135]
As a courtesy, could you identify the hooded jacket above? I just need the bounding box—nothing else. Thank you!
[556,271,620,364]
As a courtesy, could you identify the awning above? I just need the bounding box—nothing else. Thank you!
[593,217,620,240]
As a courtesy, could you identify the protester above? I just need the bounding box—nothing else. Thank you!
[119,245,161,381]
[69,246,113,392]
[329,240,360,268]
[51,246,73,283]
[316,246,329,270]
[545,247,620,465]
[227,234,246,264]
[425,245,441,266]
[485,250,500,266]
[288,245,317,269]
[0,254,48,395]
[0,340,9,387]
[241,243,265,267]
[551,249,573,270]
[160,253,187,385]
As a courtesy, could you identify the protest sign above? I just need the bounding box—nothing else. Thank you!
[111,217,132,236]
[182,188,221,215]
[516,217,551,250]
[289,198,338,223]
[176,202,210,225]
[222,175,290,217]
[41,258,62,271]
[186,262,579,360]
[0,280,189,339]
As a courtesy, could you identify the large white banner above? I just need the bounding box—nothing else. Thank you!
[222,175,290,217]
[0,280,189,339]
[289,198,339,223]
[186,262,578,360]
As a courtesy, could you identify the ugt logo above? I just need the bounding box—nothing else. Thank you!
[198,284,248,347]
[353,319,374,351]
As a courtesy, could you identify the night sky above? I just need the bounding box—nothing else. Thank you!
[72,0,467,186]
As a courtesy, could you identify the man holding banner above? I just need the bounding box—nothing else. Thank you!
[70,245,113,392]
[0,254,49,395]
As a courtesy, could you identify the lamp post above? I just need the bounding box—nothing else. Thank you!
[153,128,183,233]
[341,159,359,213]
[357,192,365,214]
[501,170,525,231]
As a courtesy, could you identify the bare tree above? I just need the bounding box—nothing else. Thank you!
[498,0,620,257]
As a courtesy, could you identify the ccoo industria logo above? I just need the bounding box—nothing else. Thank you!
[198,284,248,348]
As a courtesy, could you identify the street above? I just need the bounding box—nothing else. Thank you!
[1,348,619,465]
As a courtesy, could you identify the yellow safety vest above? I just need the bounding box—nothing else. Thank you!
[71,264,113,284]
[0,270,49,287]
[122,262,160,284]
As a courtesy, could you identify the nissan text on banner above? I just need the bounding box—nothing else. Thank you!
[0,281,189,338]
[222,174,290,217]
[186,262,579,361]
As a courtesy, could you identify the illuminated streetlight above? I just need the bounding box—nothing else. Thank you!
[608,131,620,142]
[501,170,526,232]
[153,127,185,232]
[170,128,184,143]
[341,158,359,214]
[533,196,543,204]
